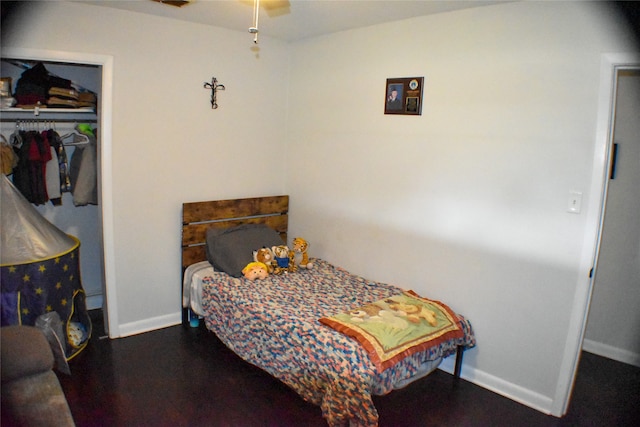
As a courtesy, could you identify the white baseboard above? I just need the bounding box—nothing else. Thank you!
[117,311,182,338]
[582,339,640,367]
[439,355,555,416]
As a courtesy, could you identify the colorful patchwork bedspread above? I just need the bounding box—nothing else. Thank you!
[201,259,475,427]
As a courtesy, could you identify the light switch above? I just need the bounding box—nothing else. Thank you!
[568,191,582,214]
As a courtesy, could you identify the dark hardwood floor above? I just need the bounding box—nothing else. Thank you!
[56,310,640,426]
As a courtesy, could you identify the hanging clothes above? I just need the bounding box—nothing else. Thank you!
[69,125,97,206]
[11,131,31,201]
[41,130,61,205]
[46,128,71,204]
[28,131,51,205]
[12,130,51,205]
[9,124,97,206]
[1,136,18,175]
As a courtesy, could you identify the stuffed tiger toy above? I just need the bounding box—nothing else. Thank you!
[292,237,313,269]
[271,244,296,274]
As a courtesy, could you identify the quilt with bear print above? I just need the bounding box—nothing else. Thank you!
[201,258,475,427]
[319,290,465,373]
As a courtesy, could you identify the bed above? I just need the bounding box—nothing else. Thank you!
[181,195,475,426]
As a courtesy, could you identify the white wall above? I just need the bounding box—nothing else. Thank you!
[285,0,635,417]
[2,0,636,419]
[2,1,290,331]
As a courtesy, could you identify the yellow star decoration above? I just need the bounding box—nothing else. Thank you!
[22,274,30,282]
[56,282,62,289]
[39,264,46,273]
[21,308,29,315]
[63,265,69,272]
[69,275,74,282]
[46,305,53,312]
[9,266,16,273]
[61,299,67,306]
[54,257,61,264]
[35,287,44,295]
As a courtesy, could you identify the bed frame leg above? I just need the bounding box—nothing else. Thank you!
[454,346,464,379]
[182,308,189,327]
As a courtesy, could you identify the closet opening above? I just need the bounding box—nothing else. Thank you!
[1,48,117,338]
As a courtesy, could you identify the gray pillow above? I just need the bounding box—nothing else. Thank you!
[205,224,284,278]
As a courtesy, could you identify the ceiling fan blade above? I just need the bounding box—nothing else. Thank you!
[262,0,289,11]
[263,0,290,17]
[151,0,191,8]
[240,0,290,16]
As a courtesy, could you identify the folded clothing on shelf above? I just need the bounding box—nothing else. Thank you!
[76,91,97,108]
[48,87,78,100]
[47,97,79,108]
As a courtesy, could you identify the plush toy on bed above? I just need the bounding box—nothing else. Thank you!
[292,237,313,269]
[242,262,270,281]
[271,245,296,274]
[253,247,276,274]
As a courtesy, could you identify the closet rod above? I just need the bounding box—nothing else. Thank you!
[0,118,97,123]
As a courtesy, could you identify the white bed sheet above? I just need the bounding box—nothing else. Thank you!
[182,260,215,316]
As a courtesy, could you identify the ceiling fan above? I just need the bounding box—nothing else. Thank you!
[152,0,290,43]
[244,0,290,43]
[151,0,289,15]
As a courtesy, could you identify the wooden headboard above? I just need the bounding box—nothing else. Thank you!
[181,195,289,270]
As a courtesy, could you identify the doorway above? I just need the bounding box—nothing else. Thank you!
[1,47,119,337]
[583,68,640,365]
[551,53,640,418]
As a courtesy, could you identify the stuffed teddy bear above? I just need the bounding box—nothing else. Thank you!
[292,237,313,269]
[271,245,296,274]
[253,247,276,273]
[242,262,269,281]
[385,299,438,326]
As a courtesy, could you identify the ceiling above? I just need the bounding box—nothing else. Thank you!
[80,0,509,42]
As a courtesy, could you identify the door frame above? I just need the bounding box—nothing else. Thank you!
[1,47,120,338]
[552,52,640,416]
